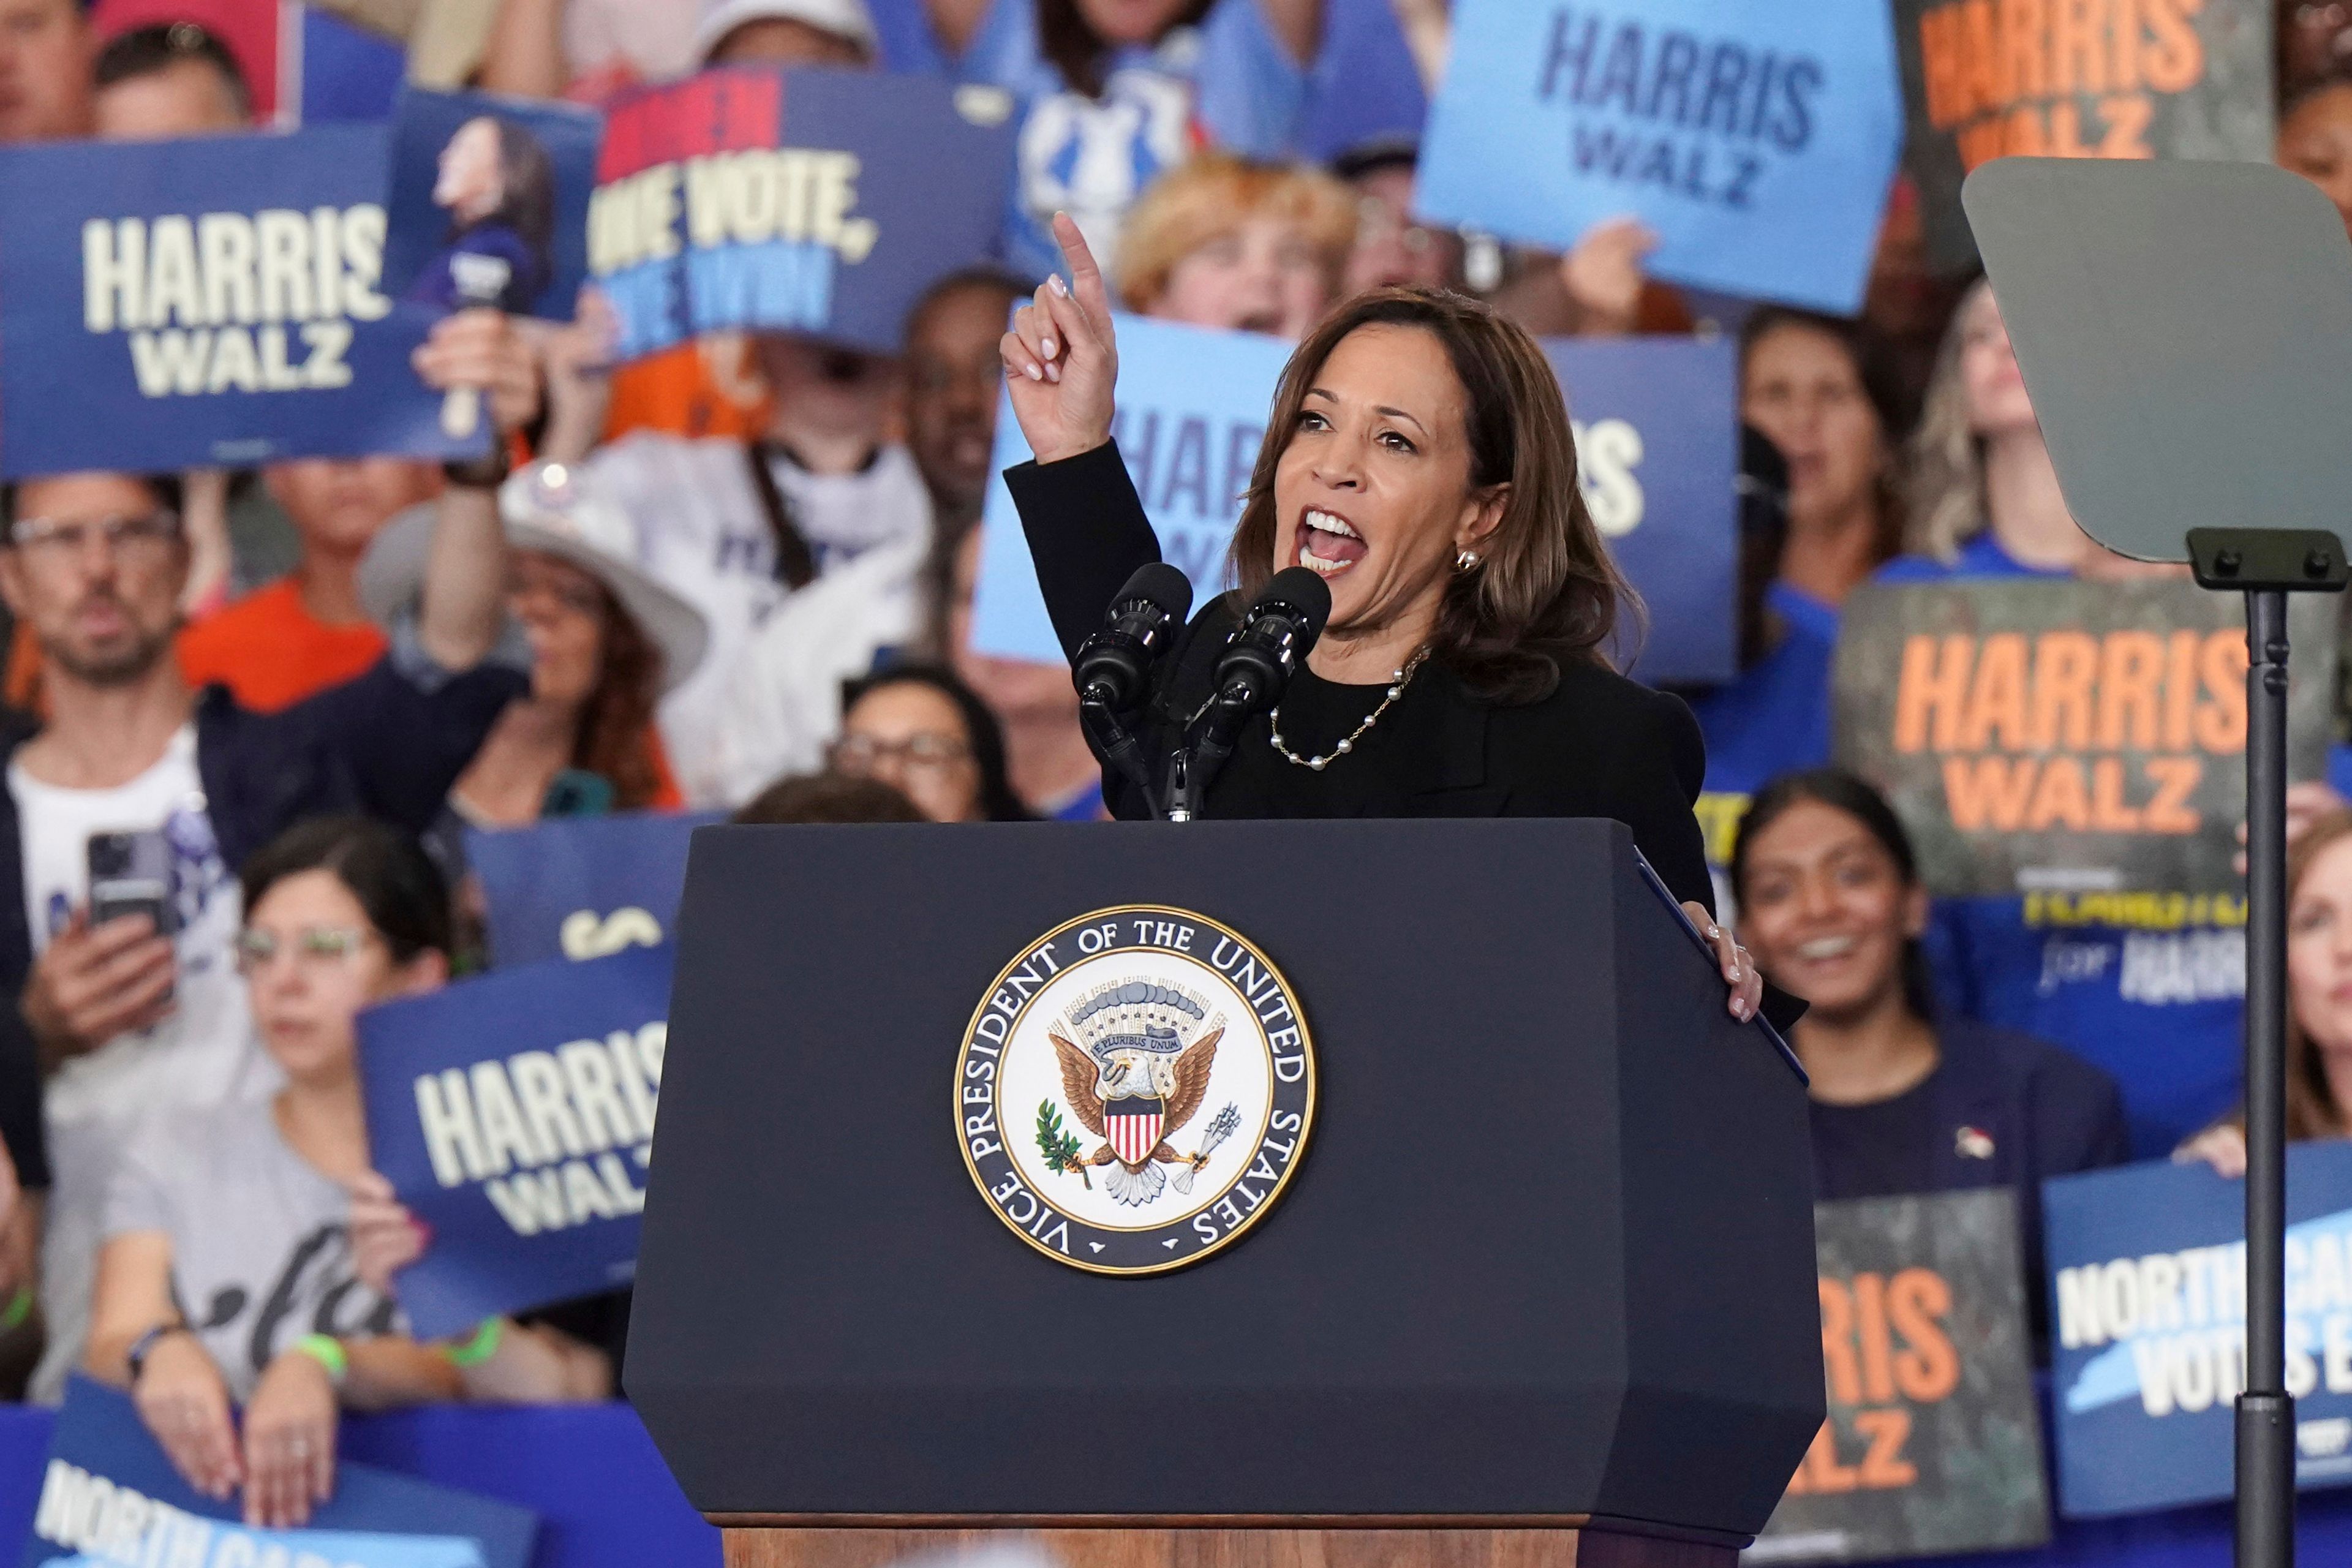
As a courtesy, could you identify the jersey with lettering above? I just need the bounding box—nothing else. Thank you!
[1873,535,2242,1157]
[587,432,933,809]
[951,0,1309,282]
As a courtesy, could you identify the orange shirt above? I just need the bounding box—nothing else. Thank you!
[178,578,389,713]
[603,337,770,443]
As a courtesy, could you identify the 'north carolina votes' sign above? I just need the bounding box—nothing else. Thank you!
[1416,0,1904,314]
[2045,1142,2352,1515]
[0,126,478,478]
[589,66,1013,360]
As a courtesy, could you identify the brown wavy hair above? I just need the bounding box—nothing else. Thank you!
[2284,810,2352,1140]
[571,586,666,810]
[1224,288,1639,703]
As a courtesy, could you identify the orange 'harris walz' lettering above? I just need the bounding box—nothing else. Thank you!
[1893,628,2245,836]
[1787,1269,1961,1496]
[1915,0,2207,170]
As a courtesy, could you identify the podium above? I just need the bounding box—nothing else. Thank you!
[627,819,1823,1568]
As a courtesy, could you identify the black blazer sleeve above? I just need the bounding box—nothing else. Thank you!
[1003,441,1161,663]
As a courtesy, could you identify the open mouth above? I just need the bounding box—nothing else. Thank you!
[1795,934,1860,962]
[1294,508,1366,578]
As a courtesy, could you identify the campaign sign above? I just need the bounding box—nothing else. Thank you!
[1415,0,1905,314]
[466,811,718,968]
[383,89,602,320]
[970,320,1738,687]
[1545,336,1736,686]
[1748,1191,2048,1562]
[588,67,1014,360]
[0,126,482,478]
[2045,1141,2352,1515]
[1894,0,2275,270]
[23,1377,537,1568]
[1834,579,2334,900]
[356,944,673,1340]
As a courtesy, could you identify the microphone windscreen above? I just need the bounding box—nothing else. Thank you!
[1257,565,1333,643]
[1118,562,1194,624]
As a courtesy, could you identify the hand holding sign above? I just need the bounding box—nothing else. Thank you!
[1000,213,1121,465]
[410,308,541,438]
[347,1169,430,1294]
[134,1329,242,1503]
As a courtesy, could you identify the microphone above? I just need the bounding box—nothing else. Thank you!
[1073,562,1194,711]
[439,252,514,441]
[1207,566,1332,715]
[1167,567,1332,820]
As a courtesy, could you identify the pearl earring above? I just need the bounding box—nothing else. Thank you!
[1456,549,1480,571]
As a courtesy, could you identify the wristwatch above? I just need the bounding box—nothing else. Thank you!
[442,442,512,491]
[126,1323,187,1384]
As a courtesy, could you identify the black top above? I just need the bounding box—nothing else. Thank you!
[1005,440,1719,914]
[1809,1076,1938,1202]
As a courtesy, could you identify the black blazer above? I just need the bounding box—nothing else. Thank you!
[1006,441,1719,915]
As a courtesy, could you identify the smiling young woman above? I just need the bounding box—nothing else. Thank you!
[1731,767,2127,1333]
[998,214,1770,1025]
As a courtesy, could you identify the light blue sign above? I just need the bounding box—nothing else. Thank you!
[1415,0,1904,314]
[2044,1141,2352,1516]
[970,317,1736,686]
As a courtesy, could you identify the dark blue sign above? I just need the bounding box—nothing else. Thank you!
[970,319,1736,686]
[1415,0,1904,314]
[23,1378,537,1568]
[2043,1142,2352,1516]
[589,67,1013,360]
[384,88,602,321]
[1546,335,1737,685]
[467,812,717,969]
[356,946,674,1341]
[0,126,486,478]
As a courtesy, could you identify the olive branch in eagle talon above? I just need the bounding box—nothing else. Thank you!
[1035,1101,1091,1188]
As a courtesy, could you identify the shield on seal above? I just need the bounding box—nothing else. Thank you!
[1103,1096,1165,1165]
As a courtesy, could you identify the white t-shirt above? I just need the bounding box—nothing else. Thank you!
[12,723,274,1401]
[587,432,934,808]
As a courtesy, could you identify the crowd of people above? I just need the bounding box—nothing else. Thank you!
[0,0,2345,1534]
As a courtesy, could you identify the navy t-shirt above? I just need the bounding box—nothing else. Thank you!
[1871,535,2244,1157]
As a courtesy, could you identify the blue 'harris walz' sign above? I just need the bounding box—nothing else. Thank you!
[358,944,674,1340]
[969,316,1735,687]
[2043,1140,2352,1517]
[1415,0,1903,314]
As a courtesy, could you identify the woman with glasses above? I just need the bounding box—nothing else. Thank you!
[82,817,600,1529]
[831,665,1033,823]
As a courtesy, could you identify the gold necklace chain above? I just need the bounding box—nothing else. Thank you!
[1269,648,1431,772]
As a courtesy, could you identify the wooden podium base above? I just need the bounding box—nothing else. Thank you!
[715,1521,1742,1568]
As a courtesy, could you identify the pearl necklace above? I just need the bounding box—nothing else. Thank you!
[1269,648,1430,772]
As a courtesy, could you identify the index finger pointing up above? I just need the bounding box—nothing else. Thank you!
[1052,212,1112,333]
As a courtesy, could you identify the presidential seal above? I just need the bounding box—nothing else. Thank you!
[955,906,1315,1275]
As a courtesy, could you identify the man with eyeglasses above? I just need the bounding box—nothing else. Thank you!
[0,322,528,1401]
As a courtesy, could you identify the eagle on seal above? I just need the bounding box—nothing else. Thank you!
[1049,1026,1222,1207]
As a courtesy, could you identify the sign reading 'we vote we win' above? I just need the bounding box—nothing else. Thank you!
[0,126,476,478]
[589,67,1012,360]
[969,317,1738,688]
[1416,0,1905,314]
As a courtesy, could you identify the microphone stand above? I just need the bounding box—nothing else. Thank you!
[2187,526,2347,1568]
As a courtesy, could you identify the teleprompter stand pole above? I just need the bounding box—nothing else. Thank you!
[2188,528,2351,1568]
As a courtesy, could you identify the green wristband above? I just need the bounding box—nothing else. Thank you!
[445,1317,503,1368]
[292,1333,348,1387]
[0,1287,33,1334]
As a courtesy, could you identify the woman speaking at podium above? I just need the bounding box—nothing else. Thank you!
[1000,216,1766,1023]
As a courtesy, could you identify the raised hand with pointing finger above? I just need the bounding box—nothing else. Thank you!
[1000,214,1120,466]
